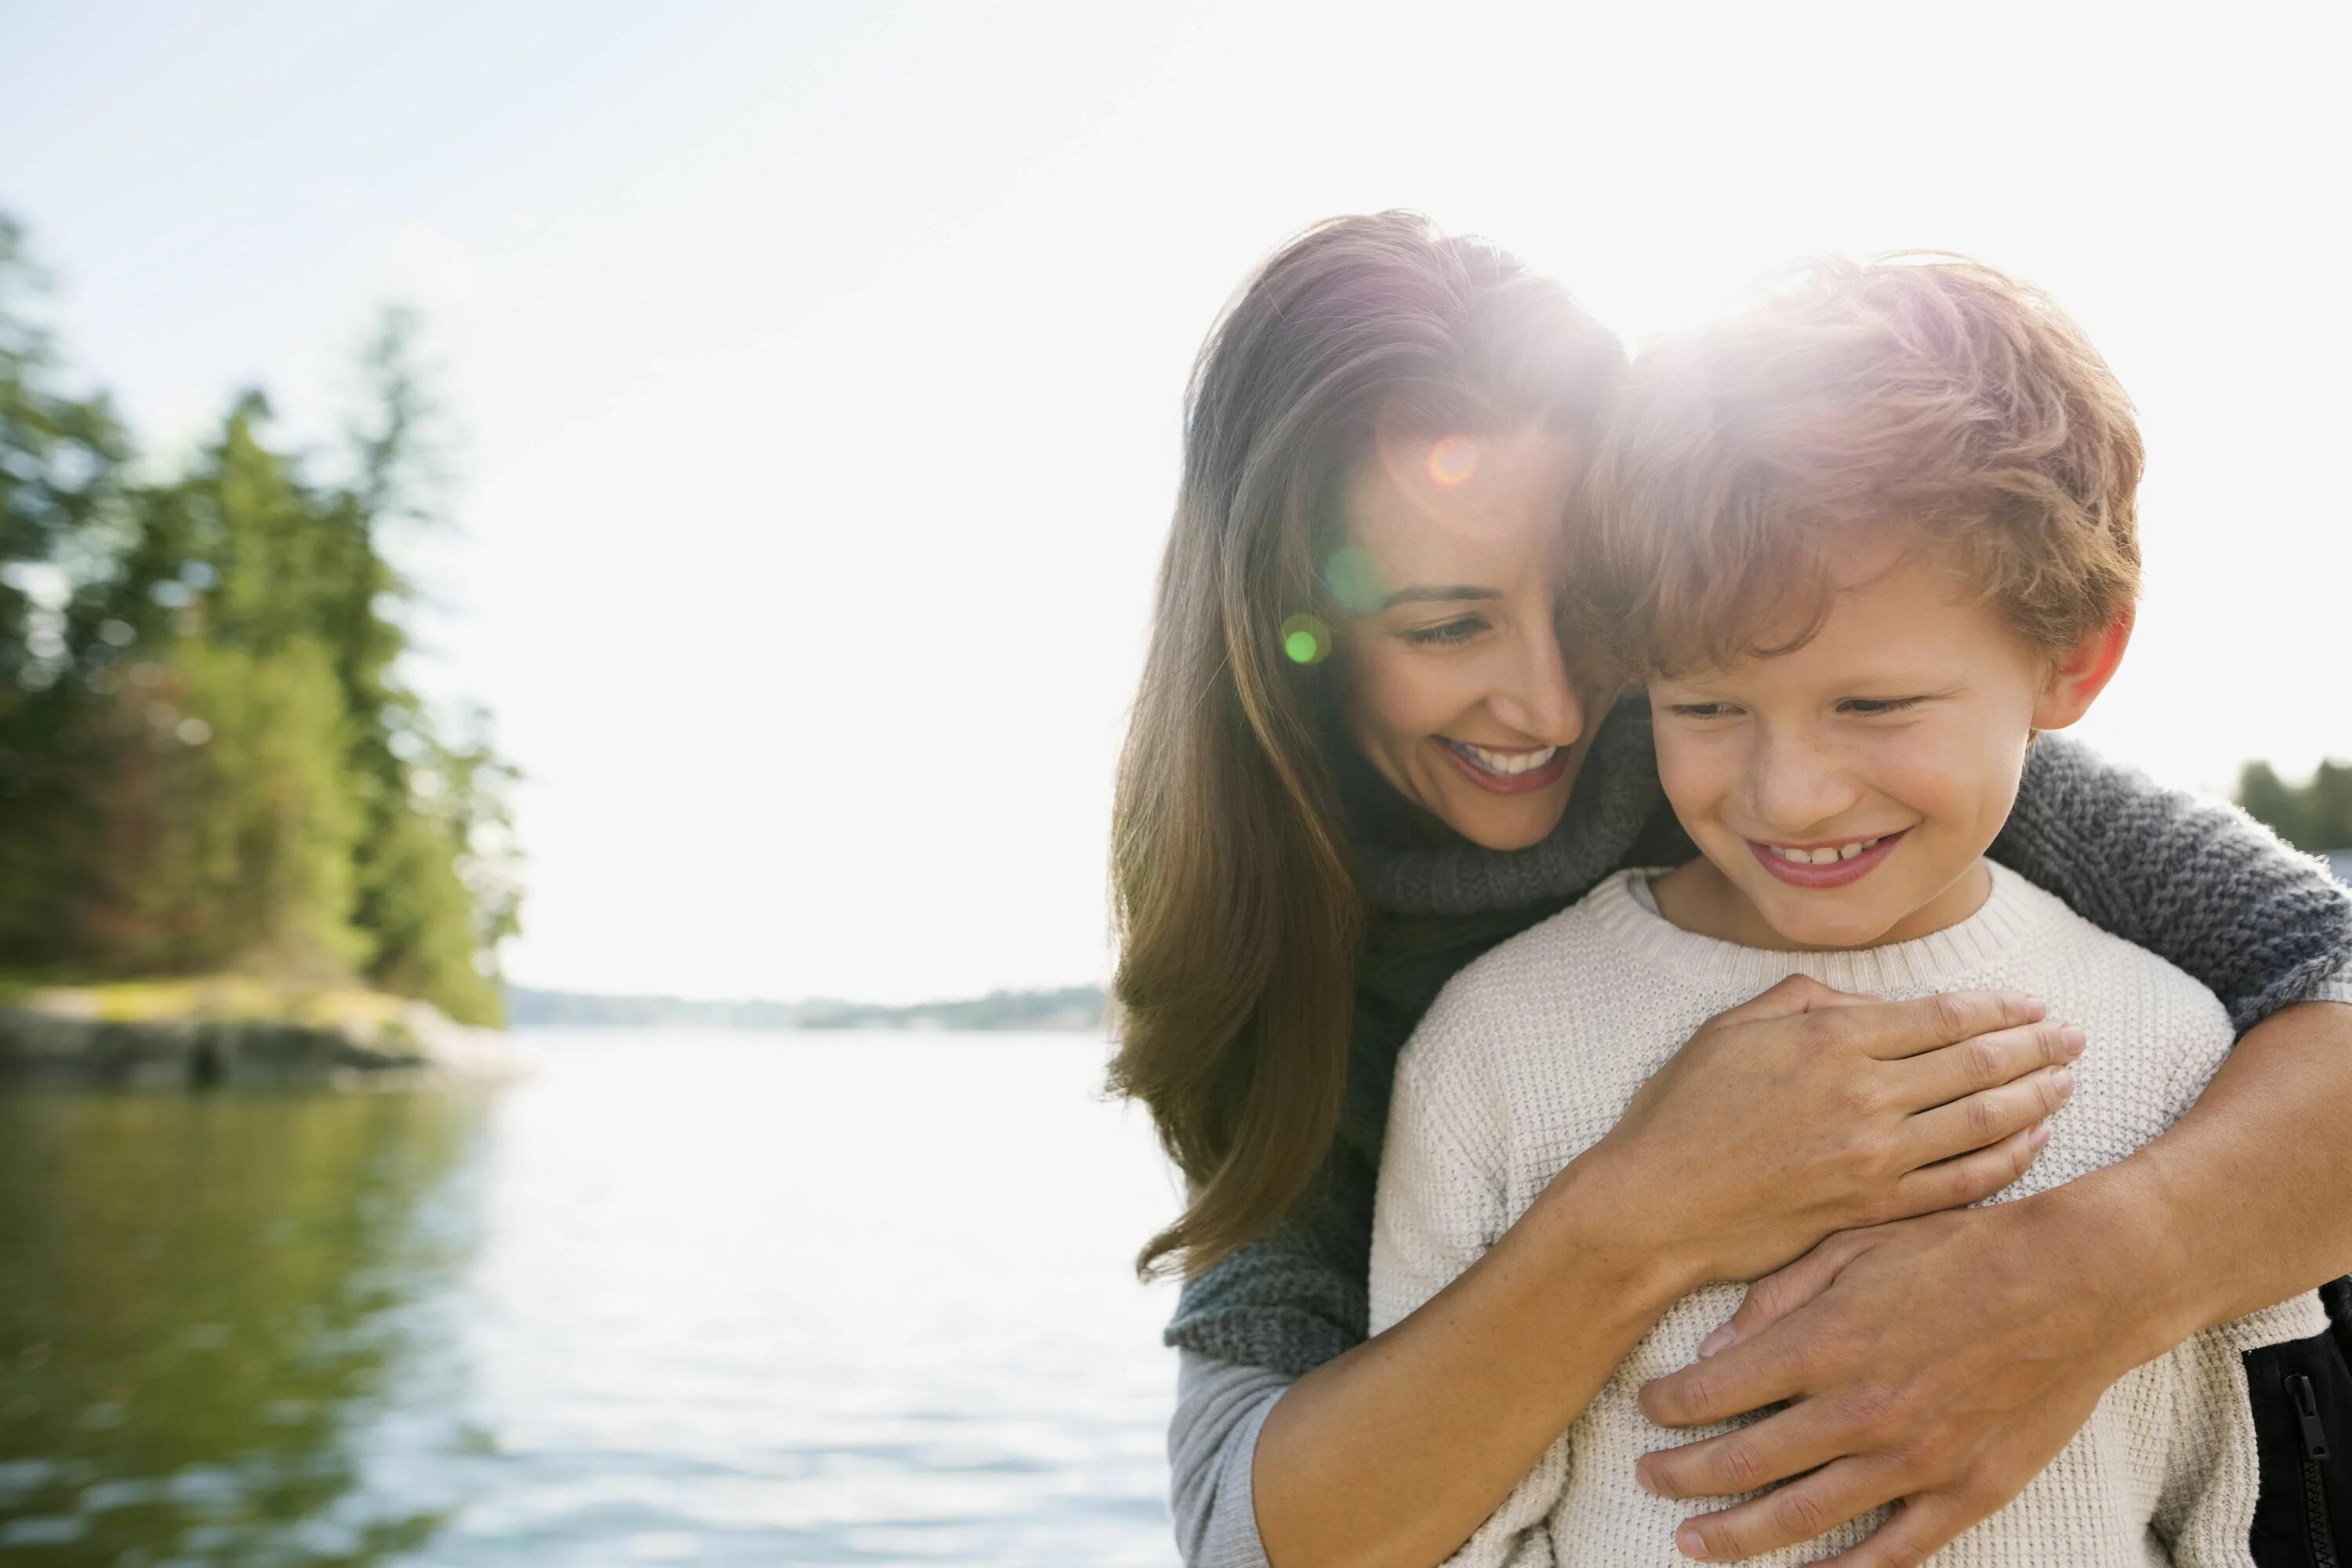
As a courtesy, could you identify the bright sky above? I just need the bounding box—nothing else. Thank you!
[3,0,2346,1004]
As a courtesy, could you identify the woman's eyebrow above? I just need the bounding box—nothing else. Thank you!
[1381,585,1501,608]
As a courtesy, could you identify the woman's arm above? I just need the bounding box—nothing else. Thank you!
[1634,996,2352,1566]
[1626,735,2352,1565]
[1234,982,2072,1568]
[1169,1352,1290,1568]
[1990,734,2352,1028]
[1255,1149,1685,1568]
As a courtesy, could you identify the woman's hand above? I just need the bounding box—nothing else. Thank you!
[1625,1005,2352,1567]
[1570,975,2083,1290]
[1631,1197,2142,1564]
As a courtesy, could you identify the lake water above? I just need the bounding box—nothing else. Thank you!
[0,1031,1189,1566]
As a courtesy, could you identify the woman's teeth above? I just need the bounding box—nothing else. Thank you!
[1766,836,1886,866]
[1448,741,1559,777]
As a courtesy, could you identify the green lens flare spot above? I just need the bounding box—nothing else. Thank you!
[1281,613,1331,665]
[1323,546,1388,615]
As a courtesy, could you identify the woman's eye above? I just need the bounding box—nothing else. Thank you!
[1402,618,1486,648]
[1839,697,1922,715]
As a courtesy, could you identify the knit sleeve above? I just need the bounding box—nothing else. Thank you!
[1367,992,1565,1568]
[1990,734,2352,1032]
[1161,1143,1376,1380]
[1367,988,1510,1336]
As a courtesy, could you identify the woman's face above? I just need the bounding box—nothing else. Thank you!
[1335,425,1621,850]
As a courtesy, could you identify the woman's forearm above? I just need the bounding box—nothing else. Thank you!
[1622,998,2352,1567]
[2076,998,2352,1364]
[1252,1157,1690,1568]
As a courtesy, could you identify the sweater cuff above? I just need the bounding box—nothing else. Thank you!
[2312,958,2352,1007]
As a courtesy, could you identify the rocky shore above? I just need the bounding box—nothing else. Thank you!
[0,982,522,1089]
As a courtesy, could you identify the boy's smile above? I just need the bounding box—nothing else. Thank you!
[1748,827,1907,887]
[1646,541,2118,953]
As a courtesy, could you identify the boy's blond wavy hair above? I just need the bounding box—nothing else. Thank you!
[1572,254,2143,676]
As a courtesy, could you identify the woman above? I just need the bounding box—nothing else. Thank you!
[1111,212,2352,1568]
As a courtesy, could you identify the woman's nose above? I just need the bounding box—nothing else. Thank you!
[1487,628,1587,747]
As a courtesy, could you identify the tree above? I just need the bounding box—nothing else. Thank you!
[0,214,136,961]
[2236,760,2352,854]
[0,214,521,1022]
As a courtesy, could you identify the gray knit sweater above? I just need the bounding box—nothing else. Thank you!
[1162,700,2352,1568]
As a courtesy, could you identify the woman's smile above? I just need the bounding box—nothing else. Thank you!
[1438,737,1572,794]
[1336,423,1609,848]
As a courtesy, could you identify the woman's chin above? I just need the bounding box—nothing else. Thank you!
[1443,793,1573,852]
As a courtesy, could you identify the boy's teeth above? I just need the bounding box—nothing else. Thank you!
[1454,742,1558,777]
[1769,836,1883,866]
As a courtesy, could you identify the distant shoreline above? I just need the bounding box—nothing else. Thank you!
[0,978,517,1088]
[502,983,1107,1033]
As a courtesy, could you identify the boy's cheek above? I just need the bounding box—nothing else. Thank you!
[1652,737,1728,826]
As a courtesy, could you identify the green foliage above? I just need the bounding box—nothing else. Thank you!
[2238,760,2352,855]
[2242,761,2352,852]
[0,216,521,1023]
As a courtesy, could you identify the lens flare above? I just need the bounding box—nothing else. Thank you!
[1281,613,1331,665]
[1427,436,1478,487]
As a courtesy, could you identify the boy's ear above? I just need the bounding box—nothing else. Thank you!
[2032,611,2134,731]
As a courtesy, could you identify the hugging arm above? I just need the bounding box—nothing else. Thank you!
[1990,734,2352,1028]
[1179,984,1682,1568]
[1167,979,2078,1568]
[1634,739,2352,1565]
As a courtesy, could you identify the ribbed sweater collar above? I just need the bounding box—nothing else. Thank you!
[1586,861,2043,994]
[1351,694,1667,918]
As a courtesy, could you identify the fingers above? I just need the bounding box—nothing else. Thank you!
[1669,1456,1916,1561]
[1639,1320,1813,1429]
[1815,1490,1985,1568]
[1895,1064,2072,1172]
[1636,1397,1853,1501]
[1719,972,1877,1022]
[1697,1228,1881,1360]
[1843,989,2047,1062]
[1895,1018,2084,1110]
[1889,1120,2052,1216]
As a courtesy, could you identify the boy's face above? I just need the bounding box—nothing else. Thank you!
[1648,543,2063,951]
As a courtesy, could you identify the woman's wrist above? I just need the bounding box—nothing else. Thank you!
[1529,1146,1716,1317]
[2001,1160,2190,1377]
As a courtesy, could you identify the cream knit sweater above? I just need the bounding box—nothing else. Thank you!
[1367,862,2325,1567]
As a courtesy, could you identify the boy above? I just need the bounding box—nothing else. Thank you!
[1367,256,2332,1565]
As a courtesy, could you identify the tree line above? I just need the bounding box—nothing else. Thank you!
[2238,760,2352,859]
[0,216,520,1025]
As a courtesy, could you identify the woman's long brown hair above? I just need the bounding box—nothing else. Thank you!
[1109,212,1623,1278]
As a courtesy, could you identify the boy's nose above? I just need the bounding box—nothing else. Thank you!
[1744,735,1858,836]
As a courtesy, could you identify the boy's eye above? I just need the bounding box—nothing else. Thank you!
[1402,617,1486,648]
[1664,702,1737,719]
[1838,697,1923,715]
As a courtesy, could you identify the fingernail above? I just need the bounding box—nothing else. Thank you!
[2050,1065,2074,1094]
[2060,1025,2086,1058]
[1697,1326,1736,1358]
[2031,1118,2052,1146]
[1678,1523,1709,1559]
[1636,1463,1662,1496]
